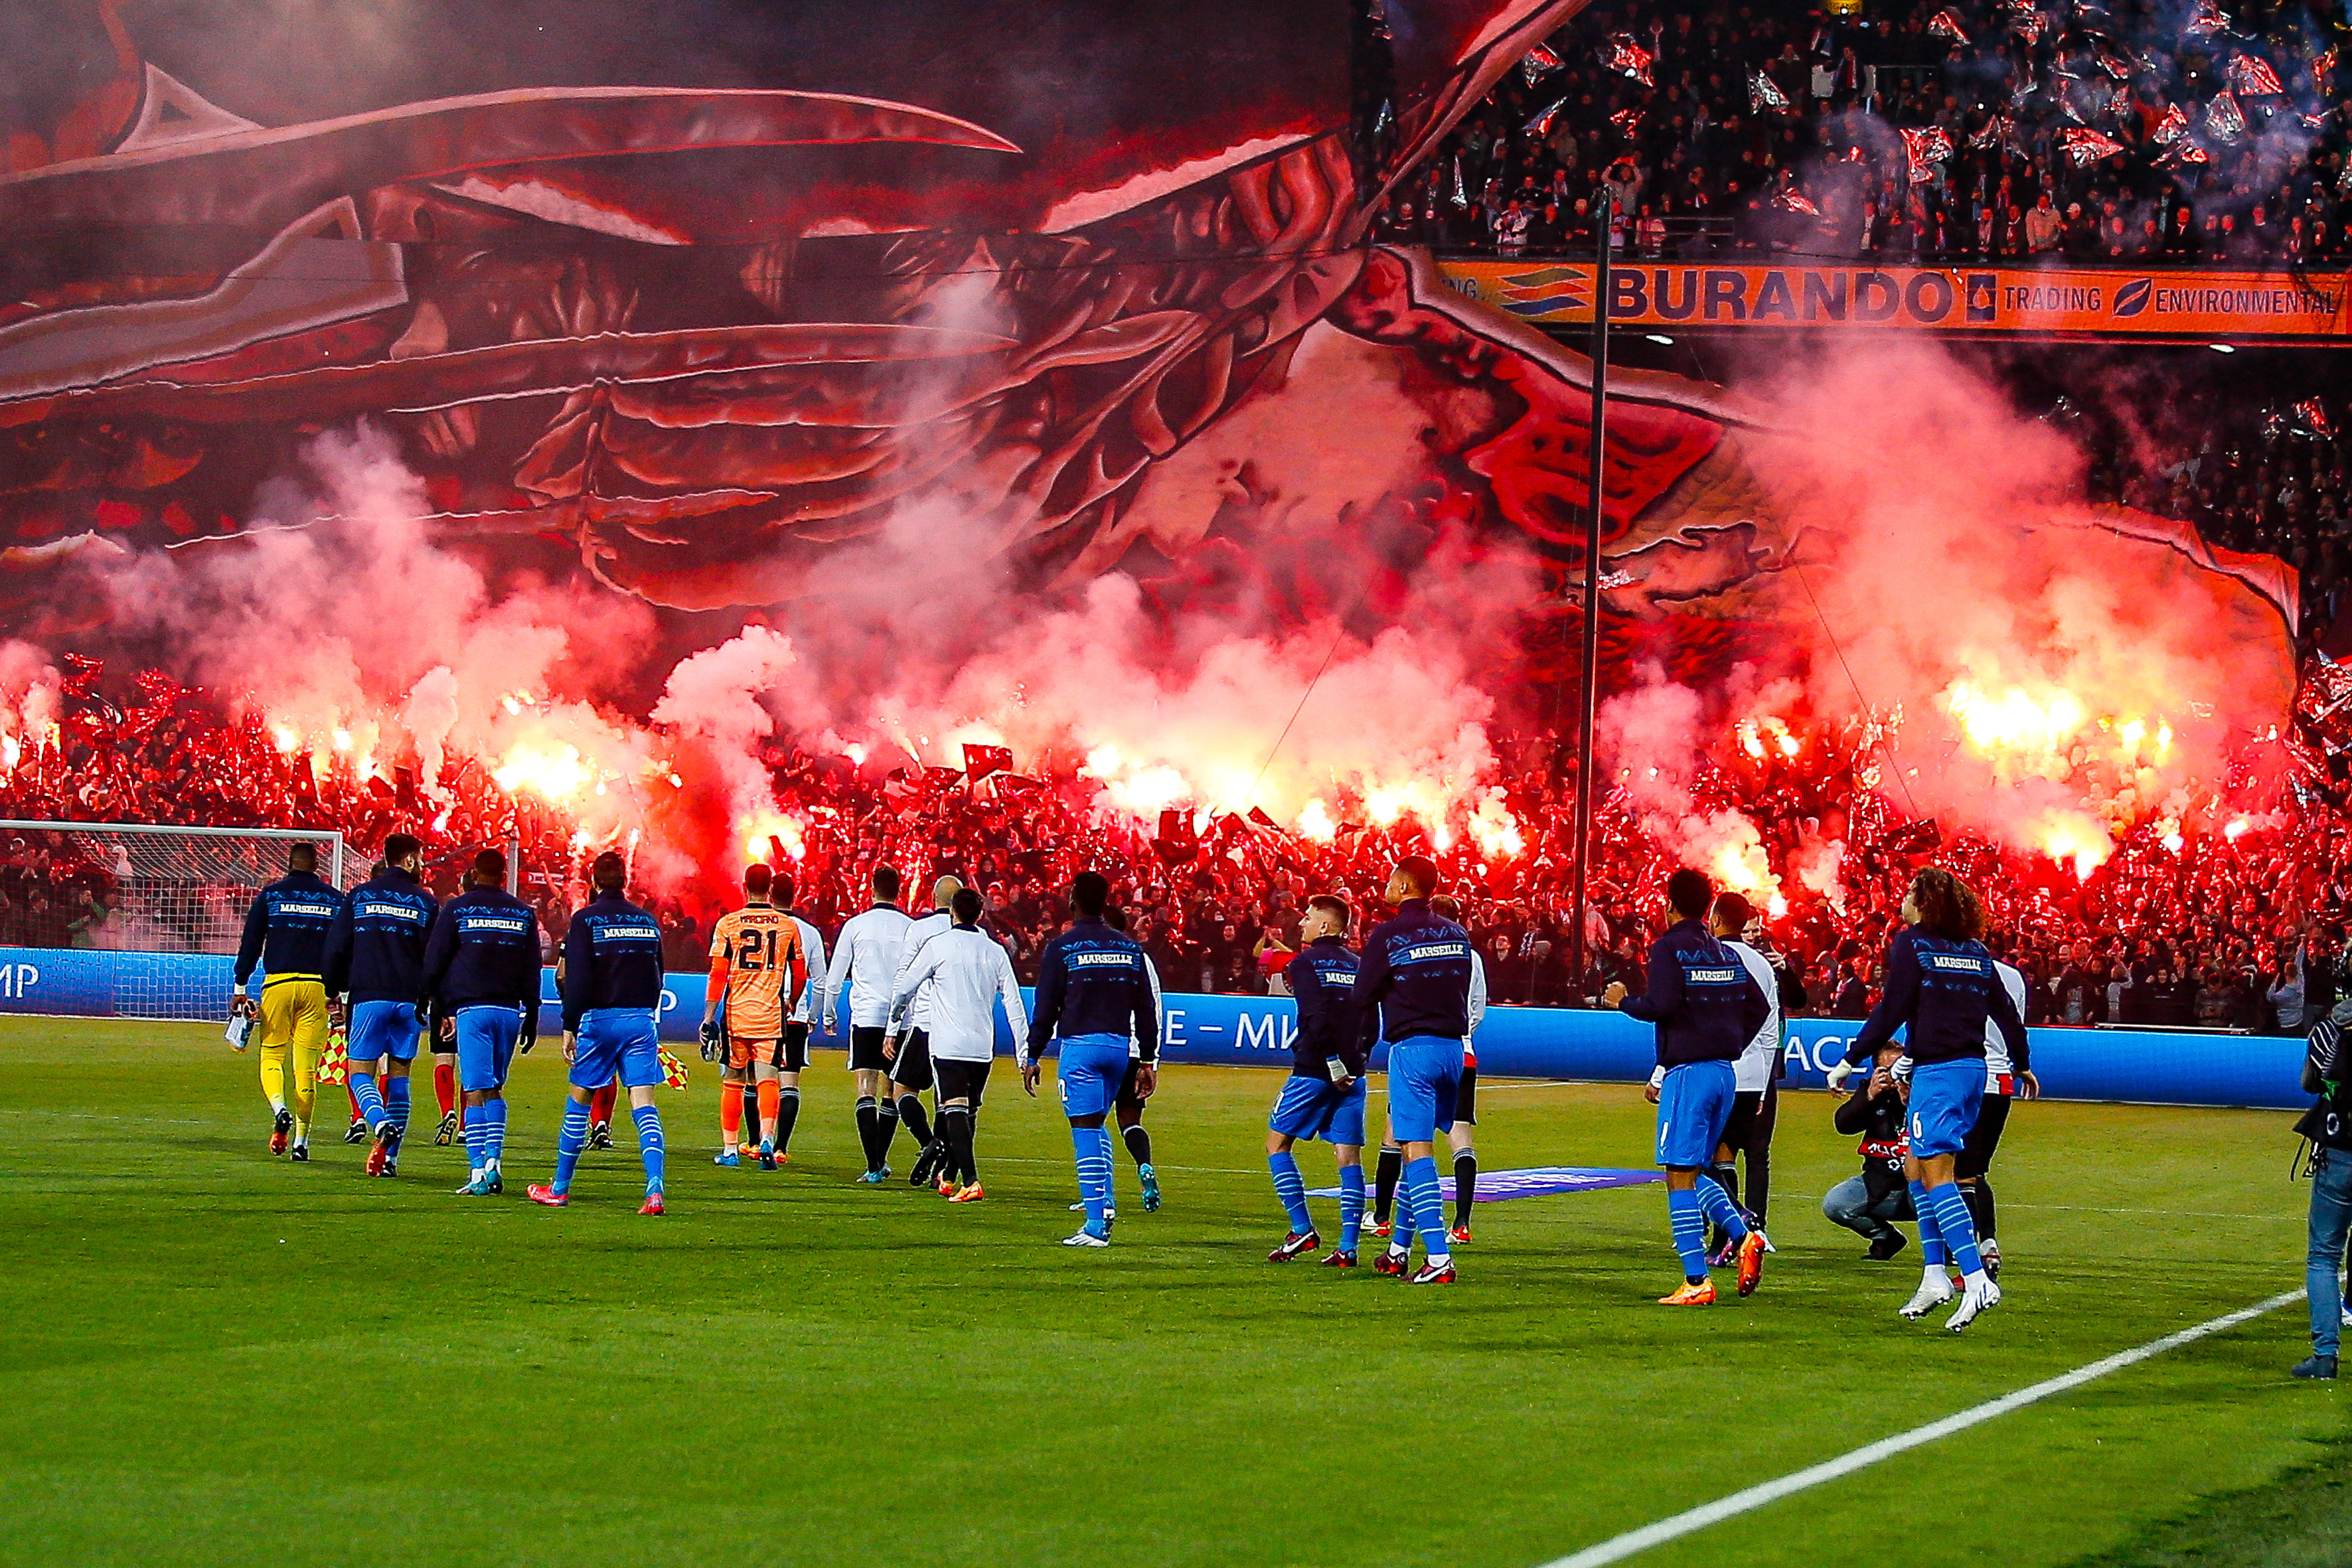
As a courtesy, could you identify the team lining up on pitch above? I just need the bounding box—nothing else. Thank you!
[223,826,2057,1326]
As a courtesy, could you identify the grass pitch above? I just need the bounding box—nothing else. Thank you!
[0,1018,2342,1568]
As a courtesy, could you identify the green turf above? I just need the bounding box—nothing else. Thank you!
[0,1018,2341,1568]
[2071,1433,2352,1568]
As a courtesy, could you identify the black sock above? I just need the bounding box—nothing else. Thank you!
[1374,1146,1402,1224]
[940,1107,975,1185]
[1123,1122,1153,1168]
[1964,1178,1996,1243]
[1746,1150,1770,1229]
[742,1083,759,1141]
[854,1096,882,1172]
[876,1098,900,1161]
[896,1093,933,1148]
[774,1087,801,1154]
[1453,1150,1477,1228]
[1713,1160,1741,1214]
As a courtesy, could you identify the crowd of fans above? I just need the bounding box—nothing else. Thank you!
[1388,0,2352,266]
[5,651,2352,1035]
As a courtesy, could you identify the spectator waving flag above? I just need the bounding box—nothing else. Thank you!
[1524,96,1570,137]
[1520,41,1563,86]
[2150,103,2190,143]
[1749,70,1790,112]
[2185,1,2231,39]
[1926,8,1970,44]
[1900,126,1952,184]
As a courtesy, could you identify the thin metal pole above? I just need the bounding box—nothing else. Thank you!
[1567,189,1613,1005]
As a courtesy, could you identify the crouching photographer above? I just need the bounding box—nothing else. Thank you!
[1823,1046,1914,1259]
[2293,1018,2352,1380]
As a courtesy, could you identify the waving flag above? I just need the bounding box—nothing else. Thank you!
[2059,125,2127,164]
[1750,71,1790,112]
[2205,90,2247,142]
[961,742,1014,783]
[2227,53,2284,96]
[1524,95,1571,136]
[1599,33,1654,86]
[1521,41,1564,85]
[1926,9,1971,44]
[660,1046,690,1090]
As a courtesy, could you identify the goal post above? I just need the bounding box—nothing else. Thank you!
[0,821,349,1020]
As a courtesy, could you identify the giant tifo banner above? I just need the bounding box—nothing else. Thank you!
[1438,258,2352,342]
[0,947,2308,1112]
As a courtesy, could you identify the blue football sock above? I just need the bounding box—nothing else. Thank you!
[1924,1182,1984,1277]
[1339,1164,1366,1253]
[554,1099,589,1194]
[351,1071,388,1131]
[1073,1125,1113,1234]
[463,1110,487,1176]
[633,1103,665,1194]
[1097,1126,1118,1216]
[1269,1149,1312,1233]
[1694,1174,1751,1243]
[1668,1187,1709,1280]
[481,1098,508,1168]
[1909,1179,1947,1267]
[385,1075,412,1140]
[1404,1156,1448,1260]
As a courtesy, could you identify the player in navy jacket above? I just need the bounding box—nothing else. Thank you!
[1835,868,2027,1331]
[1605,867,1771,1304]
[530,853,672,1215]
[230,842,347,1160]
[1263,895,1368,1265]
[419,848,540,1196]
[1356,856,1474,1284]
[1026,872,1158,1246]
[323,832,437,1174]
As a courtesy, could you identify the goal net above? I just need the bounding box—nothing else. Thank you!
[0,821,349,1020]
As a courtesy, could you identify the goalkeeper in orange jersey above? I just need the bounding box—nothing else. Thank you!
[700,864,808,1170]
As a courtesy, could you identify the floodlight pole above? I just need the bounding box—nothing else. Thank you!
[1567,189,1613,1006]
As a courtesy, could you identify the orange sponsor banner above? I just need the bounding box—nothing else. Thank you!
[1437,258,2352,341]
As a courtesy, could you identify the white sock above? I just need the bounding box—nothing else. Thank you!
[270,1097,286,1115]
[1425,1251,1452,1269]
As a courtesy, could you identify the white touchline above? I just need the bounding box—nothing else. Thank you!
[1535,1288,2310,1568]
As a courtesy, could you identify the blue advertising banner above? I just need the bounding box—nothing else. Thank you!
[0,948,2310,1111]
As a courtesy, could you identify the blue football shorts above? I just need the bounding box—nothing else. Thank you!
[454,1004,519,1093]
[1655,1058,1737,1168]
[1905,1057,1986,1160]
[1385,1034,1466,1143]
[572,1008,663,1091]
[1056,1034,1133,1119]
[1269,1071,1368,1146]
[347,999,422,1063]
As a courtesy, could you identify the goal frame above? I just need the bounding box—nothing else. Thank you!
[0,820,347,890]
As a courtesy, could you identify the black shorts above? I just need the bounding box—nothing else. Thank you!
[890,1029,935,1094]
[1454,1064,1478,1127]
[849,1026,889,1073]
[1116,1057,1148,1115]
[1720,1083,1777,1150]
[1956,1091,2011,1179]
[935,1058,991,1107]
